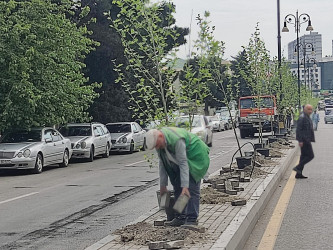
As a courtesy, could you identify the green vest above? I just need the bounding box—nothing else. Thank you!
[158,127,210,183]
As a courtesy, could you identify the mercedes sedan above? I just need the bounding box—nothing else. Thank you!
[106,122,146,153]
[0,128,72,174]
[59,123,112,162]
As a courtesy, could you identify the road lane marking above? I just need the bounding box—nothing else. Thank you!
[257,171,296,250]
[0,192,39,205]
[125,160,146,167]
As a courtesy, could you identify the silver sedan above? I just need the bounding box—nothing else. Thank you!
[59,123,112,162]
[106,122,146,153]
[0,128,72,174]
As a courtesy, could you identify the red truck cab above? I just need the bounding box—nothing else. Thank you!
[238,95,278,138]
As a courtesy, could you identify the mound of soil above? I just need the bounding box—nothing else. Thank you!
[200,187,239,204]
[114,222,207,246]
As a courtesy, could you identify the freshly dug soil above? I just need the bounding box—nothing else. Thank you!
[269,148,285,157]
[200,187,239,204]
[270,142,292,149]
[114,222,207,246]
[256,157,277,166]
[242,166,268,178]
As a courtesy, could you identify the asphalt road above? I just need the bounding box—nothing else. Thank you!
[0,128,256,250]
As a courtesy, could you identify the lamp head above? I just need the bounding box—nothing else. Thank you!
[282,21,289,32]
[306,20,314,31]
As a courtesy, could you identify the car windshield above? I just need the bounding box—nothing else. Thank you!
[107,124,131,133]
[240,97,274,109]
[0,130,42,143]
[176,116,202,128]
[59,126,92,136]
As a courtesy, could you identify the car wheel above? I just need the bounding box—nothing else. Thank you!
[31,153,43,174]
[88,146,94,162]
[218,125,221,132]
[103,143,110,158]
[129,140,134,154]
[59,149,69,168]
[142,138,147,151]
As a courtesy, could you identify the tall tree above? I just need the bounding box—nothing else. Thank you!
[0,0,99,132]
[75,0,188,124]
[110,0,188,125]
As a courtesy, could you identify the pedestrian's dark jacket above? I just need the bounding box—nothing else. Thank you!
[296,112,315,143]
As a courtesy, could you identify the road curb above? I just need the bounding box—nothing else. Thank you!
[211,143,299,250]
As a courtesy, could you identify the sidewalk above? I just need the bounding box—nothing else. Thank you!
[86,141,298,250]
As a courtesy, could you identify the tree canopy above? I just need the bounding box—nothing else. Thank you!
[0,0,99,131]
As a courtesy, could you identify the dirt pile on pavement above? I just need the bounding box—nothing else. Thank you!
[114,222,207,246]
[256,157,277,166]
[270,141,292,149]
[242,166,268,178]
[200,187,239,204]
[269,148,285,157]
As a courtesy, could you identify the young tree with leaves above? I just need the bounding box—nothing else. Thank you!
[110,0,188,126]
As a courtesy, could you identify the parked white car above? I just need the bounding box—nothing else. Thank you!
[324,109,333,124]
[175,115,213,147]
[0,127,72,174]
[106,122,146,153]
[209,116,225,132]
[59,123,111,162]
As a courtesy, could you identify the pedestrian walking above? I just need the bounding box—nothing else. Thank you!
[285,107,293,130]
[146,127,210,226]
[293,104,315,179]
[312,109,320,131]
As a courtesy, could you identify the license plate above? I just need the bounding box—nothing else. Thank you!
[0,160,11,164]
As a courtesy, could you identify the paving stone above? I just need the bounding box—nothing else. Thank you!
[154,220,165,226]
[229,179,239,188]
[181,225,206,233]
[234,187,244,192]
[163,240,184,249]
[148,241,167,249]
[240,171,245,182]
[216,184,225,189]
[244,177,251,182]
[231,199,247,206]
[226,189,237,195]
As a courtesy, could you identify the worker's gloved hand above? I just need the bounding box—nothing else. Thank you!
[160,186,168,196]
[181,187,191,198]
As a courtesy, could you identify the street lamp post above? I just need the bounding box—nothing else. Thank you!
[307,57,317,98]
[282,10,313,110]
[297,42,314,89]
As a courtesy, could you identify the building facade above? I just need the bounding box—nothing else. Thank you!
[288,32,322,63]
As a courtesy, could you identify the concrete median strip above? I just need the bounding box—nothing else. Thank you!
[85,141,299,250]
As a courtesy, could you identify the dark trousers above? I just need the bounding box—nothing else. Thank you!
[296,142,314,172]
[286,118,292,129]
[173,173,200,222]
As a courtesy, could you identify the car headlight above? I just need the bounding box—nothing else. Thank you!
[17,152,23,158]
[80,141,87,149]
[23,149,31,158]
[121,137,127,143]
[75,143,81,149]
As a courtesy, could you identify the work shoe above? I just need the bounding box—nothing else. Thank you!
[295,174,308,179]
[164,218,185,227]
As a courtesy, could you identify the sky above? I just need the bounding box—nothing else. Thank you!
[167,0,333,60]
